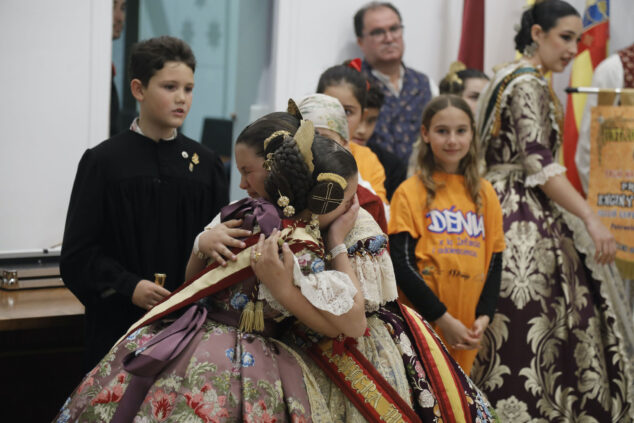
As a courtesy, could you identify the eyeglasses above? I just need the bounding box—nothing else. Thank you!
[365,24,404,41]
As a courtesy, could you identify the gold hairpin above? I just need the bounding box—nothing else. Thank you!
[263,153,273,171]
[263,130,291,151]
[316,172,347,190]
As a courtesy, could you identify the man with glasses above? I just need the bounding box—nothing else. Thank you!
[355,2,437,163]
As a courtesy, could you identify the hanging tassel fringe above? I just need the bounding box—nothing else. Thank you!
[239,301,255,332]
[253,301,265,332]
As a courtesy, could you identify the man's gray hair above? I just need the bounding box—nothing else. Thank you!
[353,2,402,37]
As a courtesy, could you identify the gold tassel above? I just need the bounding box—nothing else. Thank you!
[239,301,255,332]
[253,300,265,332]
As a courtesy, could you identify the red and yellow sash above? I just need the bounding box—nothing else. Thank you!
[303,333,422,423]
[398,302,473,423]
[299,303,476,423]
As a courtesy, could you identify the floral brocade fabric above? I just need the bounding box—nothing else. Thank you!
[55,245,333,423]
[472,63,634,422]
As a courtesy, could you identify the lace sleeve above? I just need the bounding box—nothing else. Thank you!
[258,251,357,317]
[524,162,567,187]
[292,253,357,316]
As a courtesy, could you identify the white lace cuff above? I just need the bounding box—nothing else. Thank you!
[350,252,399,312]
[258,285,291,317]
[291,256,357,316]
[525,163,566,187]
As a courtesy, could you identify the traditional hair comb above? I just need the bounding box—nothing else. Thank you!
[287,98,304,120]
[293,120,315,173]
[445,61,467,85]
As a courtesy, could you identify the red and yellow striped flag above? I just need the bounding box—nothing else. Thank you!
[563,0,609,194]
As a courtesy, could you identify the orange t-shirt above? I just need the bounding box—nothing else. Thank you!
[388,172,505,373]
[349,142,388,204]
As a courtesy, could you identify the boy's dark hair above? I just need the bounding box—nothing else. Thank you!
[366,81,385,109]
[317,64,368,110]
[354,2,402,38]
[514,0,579,52]
[129,36,196,86]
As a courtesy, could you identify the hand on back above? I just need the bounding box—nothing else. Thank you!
[199,219,251,266]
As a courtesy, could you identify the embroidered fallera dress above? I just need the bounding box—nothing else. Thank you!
[471,60,634,422]
[283,209,498,422]
[55,201,342,423]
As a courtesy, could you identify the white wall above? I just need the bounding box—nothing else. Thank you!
[270,0,464,111]
[0,0,111,253]
[269,0,634,113]
[2,0,633,254]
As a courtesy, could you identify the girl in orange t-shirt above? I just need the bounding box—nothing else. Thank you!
[388,95,505,374]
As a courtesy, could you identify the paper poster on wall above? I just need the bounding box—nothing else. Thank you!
[588,105,634,279]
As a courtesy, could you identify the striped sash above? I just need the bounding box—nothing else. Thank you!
[398,302,473,423]
[300,333,422,423]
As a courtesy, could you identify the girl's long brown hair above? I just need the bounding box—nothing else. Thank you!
[417,95,482,212]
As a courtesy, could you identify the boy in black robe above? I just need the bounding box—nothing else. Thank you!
[61,36,229,369]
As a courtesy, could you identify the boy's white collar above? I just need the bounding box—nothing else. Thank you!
[130,117,177,141]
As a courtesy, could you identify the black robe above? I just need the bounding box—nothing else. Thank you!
[60,130,229,368]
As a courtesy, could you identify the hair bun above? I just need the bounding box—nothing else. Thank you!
[308,181,345,215]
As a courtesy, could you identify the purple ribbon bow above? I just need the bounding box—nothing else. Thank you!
[220,197,282,237]
[111,304,208,423]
